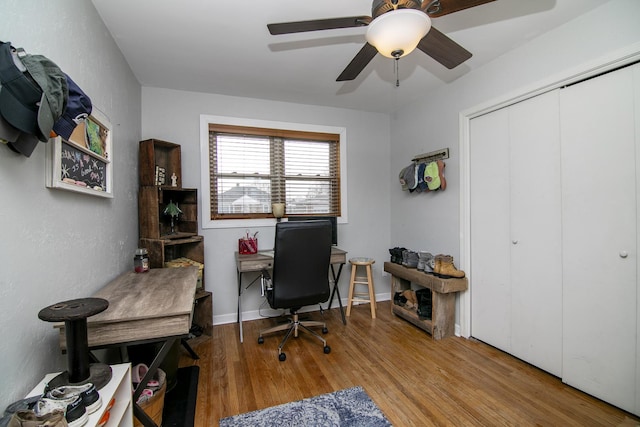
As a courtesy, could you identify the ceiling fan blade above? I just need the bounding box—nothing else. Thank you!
[336,43,378,81]
[417,26,471,69]
[268,16,371,35]
[423,0,495,17]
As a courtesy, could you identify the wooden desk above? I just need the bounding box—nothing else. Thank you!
[54,267,198,427]
[235,247,347,342]
[55,267,197,349]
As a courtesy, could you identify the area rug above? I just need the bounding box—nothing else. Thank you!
[162,366,199,427]
[219,386,392,427]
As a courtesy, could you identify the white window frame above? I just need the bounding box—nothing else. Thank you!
[200,114,348,229]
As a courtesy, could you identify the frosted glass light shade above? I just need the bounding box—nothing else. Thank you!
[365,9,431,58]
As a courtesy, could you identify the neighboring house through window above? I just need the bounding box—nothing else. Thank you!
[199,116,347,228]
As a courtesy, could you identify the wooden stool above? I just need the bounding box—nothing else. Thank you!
[346,257,377,319]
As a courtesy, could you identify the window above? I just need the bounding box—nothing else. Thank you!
[205,122,342,222]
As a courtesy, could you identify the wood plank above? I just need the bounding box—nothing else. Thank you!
[179,301,640,426]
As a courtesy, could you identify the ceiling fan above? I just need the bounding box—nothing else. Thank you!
[268,0,495,82]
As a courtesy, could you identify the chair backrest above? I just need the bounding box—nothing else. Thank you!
[269,220,332,310]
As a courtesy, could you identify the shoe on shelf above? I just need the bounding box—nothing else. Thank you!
[7,409,67,427]
[34,397,87,427]
[393,291,407,307]
[136,389,154,405]
[46,383,102,414]
[131,363,148,384]
[131,363,161,389]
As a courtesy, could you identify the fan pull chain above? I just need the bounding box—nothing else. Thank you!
[394,57,400,87]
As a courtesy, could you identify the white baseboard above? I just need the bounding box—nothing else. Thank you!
[212,292,390,326]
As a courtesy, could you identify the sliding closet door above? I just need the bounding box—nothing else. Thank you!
[470,90,562,376]
[560,64,638,413]
[508,91,562,376]
[635,63,640,415]
[470,108,511,352]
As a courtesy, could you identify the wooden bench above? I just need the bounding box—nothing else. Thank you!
[384,262,467,340]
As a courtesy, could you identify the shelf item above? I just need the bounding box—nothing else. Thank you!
[138,187,198,239]
[139,236,204,289]
[384,262,467,340]
[26,363,133,427]
[139,139,182,187]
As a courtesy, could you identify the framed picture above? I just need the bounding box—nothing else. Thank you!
[45,108,113,198]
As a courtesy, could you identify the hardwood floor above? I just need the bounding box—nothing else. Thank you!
[179,301,640,426]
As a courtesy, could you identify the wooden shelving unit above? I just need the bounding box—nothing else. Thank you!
[138,139,212,336]
[139,139,182,187]
[138,187,198,239]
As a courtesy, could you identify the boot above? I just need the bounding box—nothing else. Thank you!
[438,255,465,279]
[433,254,444,275]
[417,251,433,272]
[405,251,419,268]
[415,288,432,320]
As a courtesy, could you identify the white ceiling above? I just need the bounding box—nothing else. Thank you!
[91,0,610,114]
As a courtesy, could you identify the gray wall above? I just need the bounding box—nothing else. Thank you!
[0,0,141,407]
[141,87,392,324]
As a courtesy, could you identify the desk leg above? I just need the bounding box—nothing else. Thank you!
[237,270,244,343]
[132,337,178,427]
[328,263,346,325]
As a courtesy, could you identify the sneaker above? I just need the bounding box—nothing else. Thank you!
[7,409,67,427]
[46,384,101,415]
[34,397,87,427]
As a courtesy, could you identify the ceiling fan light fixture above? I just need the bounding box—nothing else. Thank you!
[365,9,431,59]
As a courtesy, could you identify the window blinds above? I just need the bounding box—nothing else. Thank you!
[208,124,340,220]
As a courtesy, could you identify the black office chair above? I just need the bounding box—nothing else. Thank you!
[258,220,333,361]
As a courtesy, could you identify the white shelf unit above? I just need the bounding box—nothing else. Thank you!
[26,363,133,427]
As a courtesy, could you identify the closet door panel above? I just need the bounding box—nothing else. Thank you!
[508,91,562,377]
[470,108,512,352]
[634,63,640,416]
[560,66,637,412]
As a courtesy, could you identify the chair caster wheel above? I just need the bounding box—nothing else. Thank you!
[322,327,328,334]
[324,345,331,354]
[258,337,264,344]
[279,352,286,361]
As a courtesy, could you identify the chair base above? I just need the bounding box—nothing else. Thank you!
[258,312,330,361]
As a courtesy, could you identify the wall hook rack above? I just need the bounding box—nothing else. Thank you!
[412,148,449,163]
